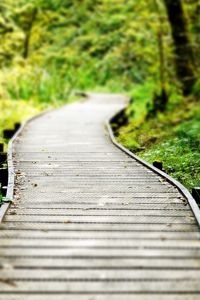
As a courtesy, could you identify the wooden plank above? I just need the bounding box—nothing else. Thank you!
[1,296,200,300]
[1,248,200,257]
[10,203,191,210]
[1,269,200,281]
[1,222,198,231]
[0,229,199,239]
[1,257,200,269]
[7,208,193,217]
[16,192,182,200]
[15,184,177,191]
[1,238,200,248]
[3,215,196,224]
[0,281,200,293]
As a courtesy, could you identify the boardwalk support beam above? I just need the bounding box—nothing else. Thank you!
[153,161,163,171]
[192,187,200,206]
[0,152,7,165]
[3,129,15,139]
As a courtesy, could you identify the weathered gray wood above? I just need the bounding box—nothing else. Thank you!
[0,229,199,239]
[6,208,194,217]
[1,222,197,231]
[1,238,200,248]
[3,215,196,224]
[1,244,200,257]
[1,296,200,300]
[0,94,200,298]
[1,257,200,268]
[9,203,191,210]
[2,269,200,280]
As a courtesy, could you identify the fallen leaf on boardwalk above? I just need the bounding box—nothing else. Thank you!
[44,172,50,176]
[9,211,17,215]
[159,178,166,183]
[2,263,14,270]
[122,202,130,206]
[63,220,71,224]
[18,172,26,176]
[0,278,17,287]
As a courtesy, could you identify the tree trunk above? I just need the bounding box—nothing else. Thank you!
[163,0,197,95]
[189,0,200,66]
[155,0,168,111]
[23,8,38,59]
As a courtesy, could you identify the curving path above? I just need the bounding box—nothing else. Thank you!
[0,94,200,299]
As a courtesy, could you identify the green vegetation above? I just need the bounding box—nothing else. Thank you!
[0,0,199,191]
[117,95,200,190]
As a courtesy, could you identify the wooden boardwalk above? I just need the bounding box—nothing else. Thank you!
[0,94,200,299]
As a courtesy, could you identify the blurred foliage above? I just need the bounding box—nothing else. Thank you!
[0,98,45,144]
[0,0,199,190]
[1,0,198,102]
[0,0,175,98]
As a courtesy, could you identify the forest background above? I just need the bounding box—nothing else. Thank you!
[0,0,199,191]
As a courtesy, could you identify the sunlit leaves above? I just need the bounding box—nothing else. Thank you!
[0,0,198,105]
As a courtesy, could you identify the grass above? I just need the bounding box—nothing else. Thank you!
[117,88,200,191]
[0,99,44,144]
[0,63,83,144]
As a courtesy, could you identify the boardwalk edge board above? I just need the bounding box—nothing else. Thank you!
[105,96,200,228]
[0,109,53,223]
[0,93,200,229]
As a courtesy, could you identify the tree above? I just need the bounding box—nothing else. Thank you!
[163,0,197,95]
[152,0,168,112]
[22,7,38,59]
[186,0,200,66]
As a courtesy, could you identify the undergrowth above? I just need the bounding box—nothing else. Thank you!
[117,88,200,191]
[0,98,45,145]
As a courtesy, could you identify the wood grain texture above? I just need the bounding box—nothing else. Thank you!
[0,93,199,299]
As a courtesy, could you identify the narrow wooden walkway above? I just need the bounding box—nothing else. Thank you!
[0,94,200,299]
